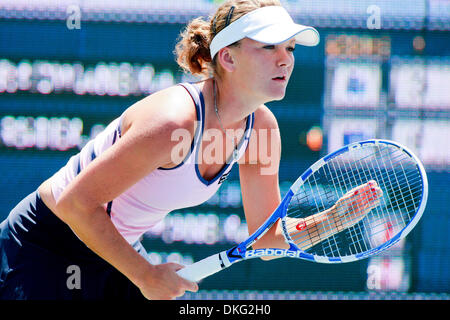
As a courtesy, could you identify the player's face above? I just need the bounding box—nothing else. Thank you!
[230,38,296,102]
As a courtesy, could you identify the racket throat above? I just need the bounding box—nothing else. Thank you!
[226,245,245,264]
[219,250,233,269]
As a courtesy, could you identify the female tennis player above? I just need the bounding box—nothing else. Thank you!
[0,0,378,300]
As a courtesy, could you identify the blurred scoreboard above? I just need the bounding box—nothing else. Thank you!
[323,33,450,293]
[324,34,450,166]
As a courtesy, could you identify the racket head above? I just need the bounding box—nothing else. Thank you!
[277,139,428,263]
[179,139,428,283]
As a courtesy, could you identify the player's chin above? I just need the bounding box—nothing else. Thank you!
[266,86,287,100]
[270,91,287,101]
[269,81,289,100]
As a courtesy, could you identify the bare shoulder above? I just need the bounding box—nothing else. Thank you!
[252,104,280,131]
[121,84,197,137]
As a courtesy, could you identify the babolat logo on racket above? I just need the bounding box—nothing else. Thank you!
[245,248,301,258]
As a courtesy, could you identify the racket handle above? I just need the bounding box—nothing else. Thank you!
[176,251,230,283]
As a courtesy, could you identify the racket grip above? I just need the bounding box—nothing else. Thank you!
[176,251,229,283]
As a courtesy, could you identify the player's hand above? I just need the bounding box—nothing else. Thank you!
[138,262,199,300]
[330,180,383,232]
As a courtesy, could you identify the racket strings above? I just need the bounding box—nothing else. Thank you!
[286,160,420,230]
[308,152,419,253]
[359,147,421,245]
[287,176,420,245]
[331,152,419,253]
[286,149,420,222]
[329,147,418,250]
[284,144,423,258]
[286,148,419,218]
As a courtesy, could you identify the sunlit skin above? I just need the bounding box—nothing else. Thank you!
[229,38,296,102]
[192,38,297,180]
[212,38,297,129]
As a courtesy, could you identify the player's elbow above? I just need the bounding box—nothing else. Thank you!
[54,191,97,226]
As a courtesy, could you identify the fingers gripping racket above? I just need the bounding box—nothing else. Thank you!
[176,139,428,283]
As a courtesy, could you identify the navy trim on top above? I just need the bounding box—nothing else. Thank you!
[106,128,120,216]
[75,140,97,176]
[152,81,256,187]
[195,109,255,187]
[158,82,203,171]
[117,115,123,138]
[71,118,124,216]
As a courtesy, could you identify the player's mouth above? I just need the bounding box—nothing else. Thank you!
[272,75,287,82]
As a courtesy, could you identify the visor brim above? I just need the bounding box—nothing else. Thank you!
[247,23,320,47]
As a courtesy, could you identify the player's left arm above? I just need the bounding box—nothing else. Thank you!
[238,105,288,253]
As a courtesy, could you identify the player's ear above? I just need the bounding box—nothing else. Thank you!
[216,47,236,73]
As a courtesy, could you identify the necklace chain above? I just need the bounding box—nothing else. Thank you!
[213,79,239,161]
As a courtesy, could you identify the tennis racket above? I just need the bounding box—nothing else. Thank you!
[176,139,428,282]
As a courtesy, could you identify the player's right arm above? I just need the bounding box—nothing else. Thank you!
[52,85,199,299]
[286,180,383,251]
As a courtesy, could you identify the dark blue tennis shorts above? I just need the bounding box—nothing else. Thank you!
[0,191,146,300]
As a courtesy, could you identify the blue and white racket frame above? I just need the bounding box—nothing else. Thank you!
[177,139,428,282]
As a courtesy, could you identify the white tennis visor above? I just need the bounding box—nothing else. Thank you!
[210,6,320,59]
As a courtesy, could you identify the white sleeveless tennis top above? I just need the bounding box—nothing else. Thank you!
[50,82,255,244]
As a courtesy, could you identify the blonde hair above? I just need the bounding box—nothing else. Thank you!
[174,0,282,78]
